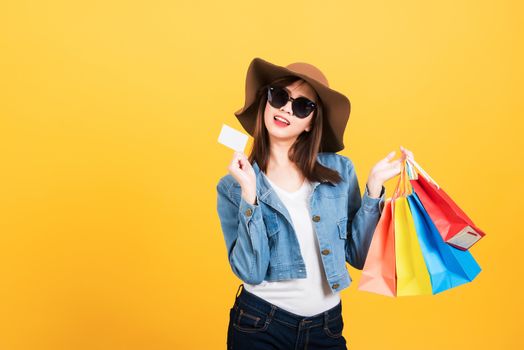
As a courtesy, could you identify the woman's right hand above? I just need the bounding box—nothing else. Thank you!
[228,151,257,205]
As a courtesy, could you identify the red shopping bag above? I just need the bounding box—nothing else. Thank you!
[407,159,485,250]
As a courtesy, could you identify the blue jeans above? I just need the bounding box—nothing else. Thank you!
[227,284,348,350]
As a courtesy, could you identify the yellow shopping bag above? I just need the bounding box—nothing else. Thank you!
[393,159,432,296]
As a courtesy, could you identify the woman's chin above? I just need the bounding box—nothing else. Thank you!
[267,129,299,142]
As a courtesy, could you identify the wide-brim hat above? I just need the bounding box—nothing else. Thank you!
[234,57,351,152]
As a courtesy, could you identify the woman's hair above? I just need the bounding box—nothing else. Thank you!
[248,75,342,184]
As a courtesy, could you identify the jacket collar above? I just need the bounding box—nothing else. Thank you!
[251,157,336,226]
[252,156,336,190]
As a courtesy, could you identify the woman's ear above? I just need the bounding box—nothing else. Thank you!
[305,124,311,132]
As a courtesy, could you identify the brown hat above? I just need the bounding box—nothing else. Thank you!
[234,57,351,152]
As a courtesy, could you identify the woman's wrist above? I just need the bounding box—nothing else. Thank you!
[241,190,257,205]
[366,177,383,199]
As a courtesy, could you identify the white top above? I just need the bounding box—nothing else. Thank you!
[243,174,341,317]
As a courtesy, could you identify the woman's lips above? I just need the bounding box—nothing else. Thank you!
[273,115,290,127]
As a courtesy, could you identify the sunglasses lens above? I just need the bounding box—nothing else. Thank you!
[268,87,289,108]
[293,98,315,118]
[268,86,316,118]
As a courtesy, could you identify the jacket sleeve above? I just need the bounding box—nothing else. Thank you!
[344,158,386,270]
[216,179,270,285]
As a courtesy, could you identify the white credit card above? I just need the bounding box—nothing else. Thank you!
[217,124,248,152]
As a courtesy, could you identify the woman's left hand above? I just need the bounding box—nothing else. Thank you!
[366,146,415,198]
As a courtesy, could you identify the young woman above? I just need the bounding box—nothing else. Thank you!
[216,57,414,350]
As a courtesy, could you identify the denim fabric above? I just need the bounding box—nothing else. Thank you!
[216,152,386,293]
[227,284,347,350]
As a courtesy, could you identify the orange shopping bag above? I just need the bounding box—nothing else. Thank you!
[358,198,396,297]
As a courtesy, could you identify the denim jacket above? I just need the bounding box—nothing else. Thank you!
[216,152,386,293]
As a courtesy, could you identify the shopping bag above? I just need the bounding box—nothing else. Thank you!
[407,158,486,250]
[358,198,396,297]
[407,192,482,294]
[393,161,433,296]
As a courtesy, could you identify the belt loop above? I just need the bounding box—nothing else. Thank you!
[232,284,243,310]
[268,305,277,322]
[235,283,244,299]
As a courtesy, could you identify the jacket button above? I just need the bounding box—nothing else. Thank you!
[321,249,330,255]
[332,283,339,289]
[245,208,253,216]
[312,215,320,222]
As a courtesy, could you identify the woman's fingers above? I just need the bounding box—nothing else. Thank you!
[389,160,402,174]
[400,145,414,160]
[382,147,415,165]
[229,152,243,171]
[372,148,415,184]
[231,151,251,172]
[384,151,396,161]
[389,159,401,167]
[235,151,247,159]
[232,153,240,165]
[238,157,248,170]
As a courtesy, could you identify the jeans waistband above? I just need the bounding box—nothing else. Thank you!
[233,284,342,329]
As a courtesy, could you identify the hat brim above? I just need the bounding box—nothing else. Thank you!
[234,57,350,153]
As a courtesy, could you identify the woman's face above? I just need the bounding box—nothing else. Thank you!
[263,79,317,143]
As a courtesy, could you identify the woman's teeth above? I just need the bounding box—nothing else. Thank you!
[274,116,290,125]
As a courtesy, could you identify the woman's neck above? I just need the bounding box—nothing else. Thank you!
[265,139,304,187]
[265,157,305,193]
[268,139,294,169]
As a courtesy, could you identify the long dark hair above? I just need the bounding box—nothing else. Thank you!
[248,75,342,184]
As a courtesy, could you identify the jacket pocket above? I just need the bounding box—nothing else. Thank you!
[263,211,280,237]
[318,184,348,198]
[337,217,347,239]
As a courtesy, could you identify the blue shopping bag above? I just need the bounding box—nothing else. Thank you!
[407,192,482,294]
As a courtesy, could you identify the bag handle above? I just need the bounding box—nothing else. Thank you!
[406,157,440,189]
[392,158,413,201]
[391,153,439,204]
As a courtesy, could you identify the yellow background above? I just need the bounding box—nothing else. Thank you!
[0,1,522,349]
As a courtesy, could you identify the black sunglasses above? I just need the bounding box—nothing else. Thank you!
[267,86,317,119]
